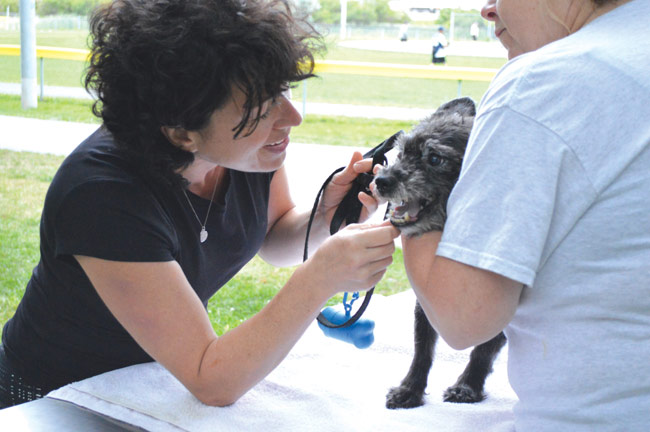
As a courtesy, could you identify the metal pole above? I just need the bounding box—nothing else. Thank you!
[339,0,347,41]
[40,57,44,100]
[449,11,455,44]
[302,81,307,118]
[19,0,37,109]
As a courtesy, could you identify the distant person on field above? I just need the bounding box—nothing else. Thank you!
[432,26,448,64]
[399,23,409,42]
[470,21,479,40]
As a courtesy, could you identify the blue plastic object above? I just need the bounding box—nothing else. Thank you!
[318,306,375,349]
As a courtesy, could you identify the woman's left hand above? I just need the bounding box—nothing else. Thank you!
[320,151,380,225]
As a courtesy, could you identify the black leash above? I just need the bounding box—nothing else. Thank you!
[303,130,403,329]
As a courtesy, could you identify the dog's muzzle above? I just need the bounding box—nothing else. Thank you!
[373,174,429,227]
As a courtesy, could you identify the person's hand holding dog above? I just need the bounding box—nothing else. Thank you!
[303,151,399,295]
[304,220,399,296]
[320,152,380,225]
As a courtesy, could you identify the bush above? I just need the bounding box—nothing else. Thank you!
[0,0,19,13]
[313,0,407,25]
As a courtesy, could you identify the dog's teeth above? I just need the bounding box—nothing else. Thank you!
[404,213,410,222]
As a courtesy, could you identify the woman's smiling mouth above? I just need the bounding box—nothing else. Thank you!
[265,136,289,153]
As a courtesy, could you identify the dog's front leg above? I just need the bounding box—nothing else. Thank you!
[386,301,438,409]
[443,332,507,403]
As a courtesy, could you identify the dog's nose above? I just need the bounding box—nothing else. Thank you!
[373,175,396,193]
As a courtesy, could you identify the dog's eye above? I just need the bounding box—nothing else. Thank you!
[429,155,444,166]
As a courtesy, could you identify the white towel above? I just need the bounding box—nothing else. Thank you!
[49,290,517,431]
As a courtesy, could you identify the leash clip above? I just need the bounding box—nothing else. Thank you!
[343,292,360,316]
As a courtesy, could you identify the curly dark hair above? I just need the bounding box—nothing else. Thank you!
[84,0,322,186]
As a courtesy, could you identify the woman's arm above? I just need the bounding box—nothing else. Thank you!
[259,152,378,267]
[401,231,523,350]
[75,220,397,406]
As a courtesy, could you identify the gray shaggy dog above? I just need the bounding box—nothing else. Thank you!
[372,97,506,409]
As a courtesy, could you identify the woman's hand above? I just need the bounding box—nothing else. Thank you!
[319,152,381,225]
[305,220,400,297]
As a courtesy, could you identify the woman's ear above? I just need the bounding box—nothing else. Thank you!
[161,126,197,153]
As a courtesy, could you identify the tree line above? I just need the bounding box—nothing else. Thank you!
[1,0,105,16]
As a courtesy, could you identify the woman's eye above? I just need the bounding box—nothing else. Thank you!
[259,109,271,120]
[259,97,282,120]
[259,103,273,120]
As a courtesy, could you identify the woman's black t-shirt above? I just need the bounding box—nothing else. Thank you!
[1,128,273,392]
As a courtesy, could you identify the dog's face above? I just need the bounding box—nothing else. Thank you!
[372,97,475,236]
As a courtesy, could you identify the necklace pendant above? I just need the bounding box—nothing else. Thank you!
[200,227,208,243]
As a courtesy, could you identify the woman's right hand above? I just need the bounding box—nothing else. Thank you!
[305,220,400,297]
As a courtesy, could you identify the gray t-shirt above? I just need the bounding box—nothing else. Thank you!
[437,1,650,430]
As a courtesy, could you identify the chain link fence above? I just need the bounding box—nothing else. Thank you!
[2,11,493,40]
[1,13,88,31]
[316,12,493,43]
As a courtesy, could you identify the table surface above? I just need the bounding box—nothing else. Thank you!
[0,397,144,431]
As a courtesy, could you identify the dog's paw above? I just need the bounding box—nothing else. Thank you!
[385,386,425,409]
[443,384,486,403]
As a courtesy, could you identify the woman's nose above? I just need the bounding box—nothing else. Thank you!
[276,93,302,128]
[481,0,497,21]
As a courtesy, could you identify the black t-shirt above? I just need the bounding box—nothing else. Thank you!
[2,128,273,391]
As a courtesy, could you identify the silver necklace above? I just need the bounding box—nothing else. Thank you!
[182,180,218,243]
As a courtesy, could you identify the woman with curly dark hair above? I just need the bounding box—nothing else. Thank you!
[0,0,399,408]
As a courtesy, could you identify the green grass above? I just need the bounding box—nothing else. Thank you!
[0,149,410,335]
[0,93,99,123]
[0,55,87,87]
[291,115,416,147]
[321,44,506,69]
[0,29,506,112]
[0,54,495,109]
[0,30,91,48]
[301,73,491,109]
[0,30,90,88]
[0,150,65,325]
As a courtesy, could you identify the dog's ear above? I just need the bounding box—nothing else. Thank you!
[435,97,476,117]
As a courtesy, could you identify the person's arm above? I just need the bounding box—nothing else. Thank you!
[401,231,523,350]
[259,152,378,267]
[75,219,397,406]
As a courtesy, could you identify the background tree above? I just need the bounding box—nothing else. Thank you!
[0,0,107,16]
[36,0,107,16]
[311,0,407,25]
[0,0,19,13]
